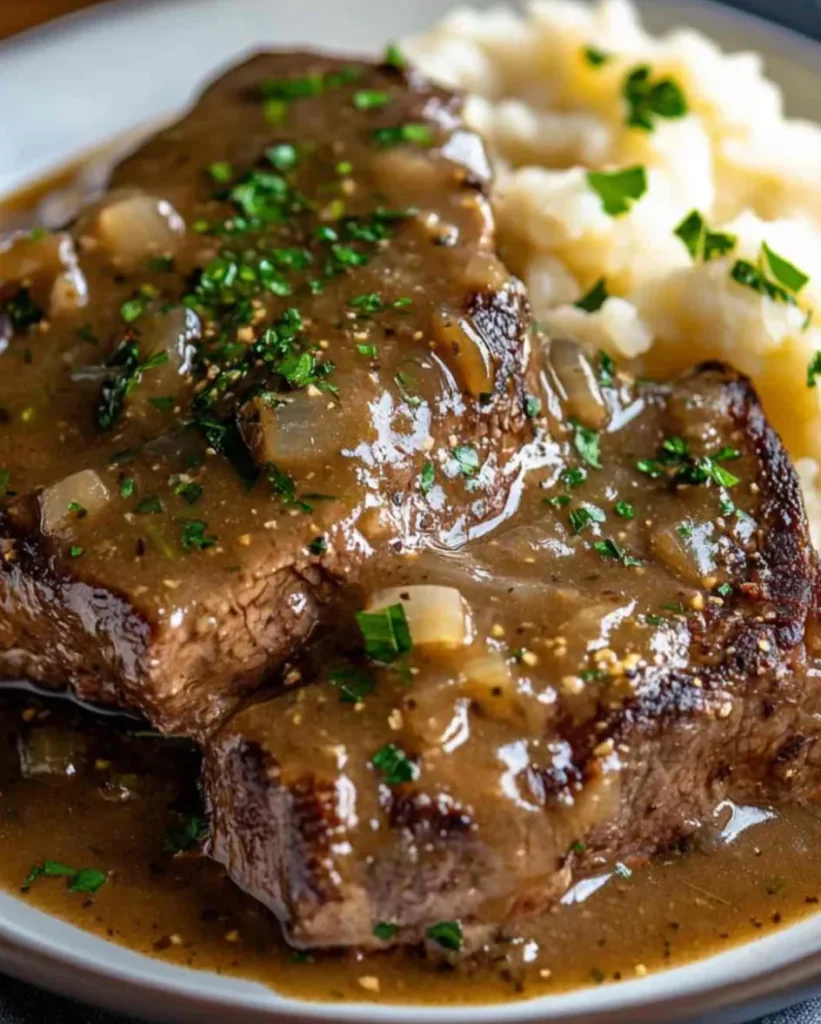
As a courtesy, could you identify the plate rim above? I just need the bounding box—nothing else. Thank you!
[3,0,821,1021]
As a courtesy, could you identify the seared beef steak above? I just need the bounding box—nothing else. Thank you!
[204,356,821,950]
[0,53,531,736]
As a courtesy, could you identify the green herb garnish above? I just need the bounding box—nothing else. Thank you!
[453,444,480,477]
[164,815,208,854]
[354,89,390,110]
[575,277,609,313]
[614,500,635,518]
[583,45,611,67]
[374,921,398,941]
[179,518,217,551]
[329,667,374,703]
[426,921,463,951]
[22,860,106,894]
[674,210,737,263]
[356,603,412,662]
[135,497,163,515]
[372,743,416,784]
[372,124,434,148]
[623,65,688,131]
[569,504,606,535]
[571,420,601,469]
[420,461,435,495]
[3,287,43,332]
[587,166,647,217]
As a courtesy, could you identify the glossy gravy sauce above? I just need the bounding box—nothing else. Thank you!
[2,688,821,1004]
[2,163,821,1005]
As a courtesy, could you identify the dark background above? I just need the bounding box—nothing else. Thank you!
[0,0,820,1021]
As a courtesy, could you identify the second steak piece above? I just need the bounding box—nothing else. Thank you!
[0,52,531,736]
[205,355,821,950]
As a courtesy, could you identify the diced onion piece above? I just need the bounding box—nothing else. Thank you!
[239,369,378,470]
[126,307,201,417]
[651,522,717,585]
[546,338,607,430]
[367,585,473,648]
[0,231,86,317]
[94,191,185,269]
[40,469,110,534]
[433,310,493,397]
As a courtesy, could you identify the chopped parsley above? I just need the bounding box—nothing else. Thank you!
[354,89,391,110]
[329,667,374,703]
[563,466,588,487]
[569,504,606,535]
[135,497,163,515]
[22,860,106,894]
[731,243,810,309]
[174,481,203,505]
[372,123,434,148]
[570,420,601,469]
[598,350,616,387]
[120,296,148,323]
[96,341,169,432]
[674,210,737,263]
[808,352,821,388]
[120,477,135,499]
[383,43,407,70]
[3,287,43,332]
[164,814,208,854]
[372,743,417,784]
[545,494,571,509]
[179,518,217,551]
[575,277,609,313]
[356,603,412,662]
[716,582,733,598]
[260,66,360,104]
[426,921,463,951]
[623,65,688,131]
[525,394,541,418]
[636,436,740,489]
[420,461,436,495]
[357,343,377,358]
[69,545,85,558]
[453,444,480,477]
[593,537,642,567]
[614,500,635,518]
[265,143,298,172]
[207,160,234,183]
[0,470,10,497]
[307,536,328,556]
[373,921,398,941]
[587,166,647,217]
[583,45,611,67]
[570,840,587,854]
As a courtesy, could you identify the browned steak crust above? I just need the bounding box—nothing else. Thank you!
[204,360,821,950]
[0,51,532,737]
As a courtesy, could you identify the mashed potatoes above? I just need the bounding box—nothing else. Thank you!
[406,0,821,542]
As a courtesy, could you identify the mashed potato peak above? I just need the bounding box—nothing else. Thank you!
[406,0,821,543]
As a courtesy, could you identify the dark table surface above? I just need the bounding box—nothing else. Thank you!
[2,0,821,1021]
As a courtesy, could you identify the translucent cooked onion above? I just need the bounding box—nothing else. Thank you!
[40,469,110,534]
[367,585,473,648]
[546,338,607,430]
[126,307,201,417]
[93,190,185,269]
[433,310,494,397]
[239,369,378,470]
[651,521,717,585]
[0,230,86,317]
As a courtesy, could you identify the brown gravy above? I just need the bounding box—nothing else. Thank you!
[1,688,821,1005]
[2,118,821,1009]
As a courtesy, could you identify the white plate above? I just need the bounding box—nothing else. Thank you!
[2,1,821,1021]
